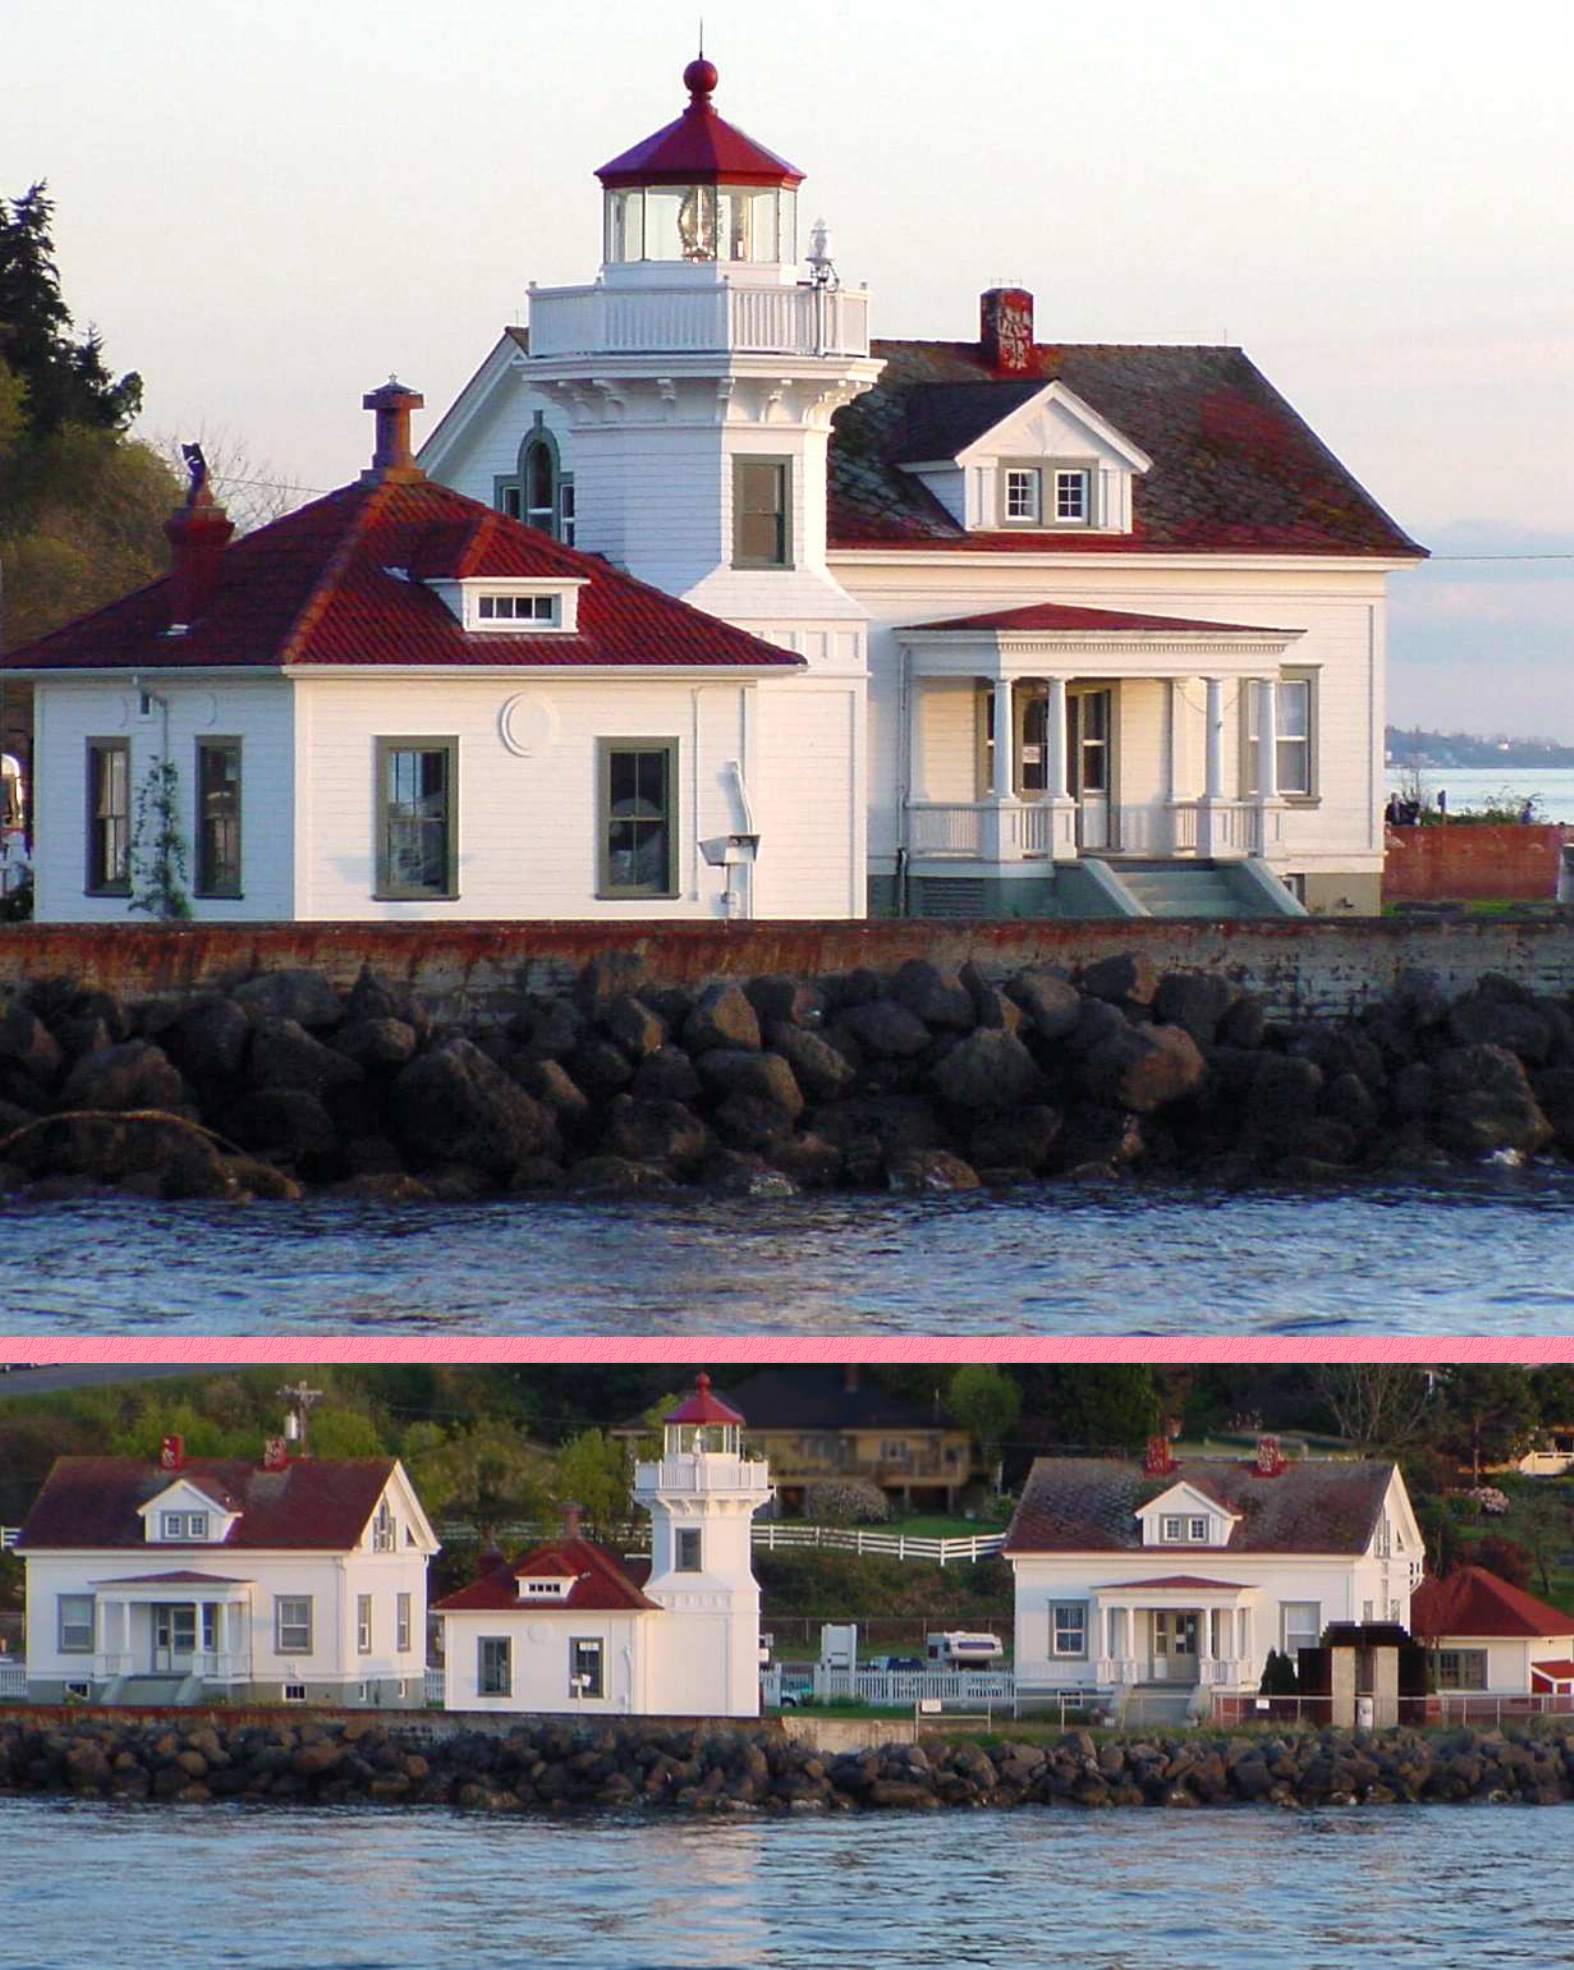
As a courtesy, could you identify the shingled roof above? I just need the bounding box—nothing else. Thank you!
[1004,1456,1399,1556]
[18,1457,403,1552]
[432,1536,659,1614]
[0,476,804,677]
[1410,1566,1574,1641]
[829,340,1426,558]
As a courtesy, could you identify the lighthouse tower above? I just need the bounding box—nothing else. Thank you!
[634,1374,773,1717]
[522,59,882,651]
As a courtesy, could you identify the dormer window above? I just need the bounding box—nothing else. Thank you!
[160,1511,210,1541]
[477,594,557,626]
[998,459,1096,529]
[519,1576,572,1599]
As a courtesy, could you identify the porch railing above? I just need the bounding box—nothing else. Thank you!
[908,798,1287,861]
[0,1660,26,1700]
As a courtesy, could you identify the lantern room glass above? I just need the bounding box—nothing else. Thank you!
[603,184,795,265]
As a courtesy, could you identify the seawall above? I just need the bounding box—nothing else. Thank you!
[4,1710,1573,1811]
[2,914,1572,1023]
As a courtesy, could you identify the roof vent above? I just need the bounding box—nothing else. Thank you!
[979,286,1035,375]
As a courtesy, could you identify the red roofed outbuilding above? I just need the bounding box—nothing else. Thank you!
[1409,1564,1574,1699]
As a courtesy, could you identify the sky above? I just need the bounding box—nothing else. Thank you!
[7,0,1572,736]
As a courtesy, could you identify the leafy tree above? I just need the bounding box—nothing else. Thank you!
[1017,1365,1162,1458]
[947,1364,1021,1489]
[306,1408,388,1459]
[551,1428,632,1535]
[404,1423,552,1546]
[1471,1533,1533,1590]
[1430,1367,1541,1484]
[0,186,180,655]
[0,184,141,436]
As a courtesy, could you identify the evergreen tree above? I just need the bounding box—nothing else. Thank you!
[0,183,141,436]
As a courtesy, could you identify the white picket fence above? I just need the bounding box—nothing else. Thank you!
[0,1661,27,1700]
[752,1525,1007,1567]
[424,1668,445,1707]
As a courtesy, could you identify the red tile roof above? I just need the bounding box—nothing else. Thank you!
[903,602,1297,637]
[665,1372,745,1426]
[0,475,804,677]
[1532,1659,1574,1685]
[18,1457,402,1551]
[1410,1566,1574,1641]
[829,341,1427,558]
[597,62,803,188]
[432,1536,659,1613]
[1004,1457,1398,1556]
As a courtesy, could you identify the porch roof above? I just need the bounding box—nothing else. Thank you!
[90,1570,253,1587]
[902,602,1297,638]
[1093,1575,1252,1593]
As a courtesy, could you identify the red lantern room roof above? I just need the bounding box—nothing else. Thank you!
[664,1373,746,1427]
[597,60,804,189]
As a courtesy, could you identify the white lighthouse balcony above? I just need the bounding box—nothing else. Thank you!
[633,1452,774,1496]
[527,279,870,361]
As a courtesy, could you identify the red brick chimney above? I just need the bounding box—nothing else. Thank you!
[163,448,234,630]
[980,286,1036,375]
[1255,1435,1286,1477]
[1143,1436,1175,1477]
[159,1434,184,1472]
[361,377,425,484]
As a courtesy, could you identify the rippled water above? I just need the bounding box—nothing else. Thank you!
[1,1797,1569,1967]
[4,1169,1574,1334]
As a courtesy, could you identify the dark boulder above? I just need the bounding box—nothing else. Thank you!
[835,999,932,1060]
[160,998,251,1087]
[232,968,343,1030]
[932,1028,1043,1113]
[682,984,762,1055]
[331,1018,419,1072]
[250,1019,366,1097]
[630,1047,704,1107]
[968,1105,1062,1172]
[223,1088,341,1168]
[693,1049,805,1119]
[391,1039,555,1179]
[603,994,667,1061]
[1008,967,1082,1041]
[1429,1045,1554,1157]
[601,1095,709,1171]
[61,1040,188,1114]
[0,1005,64,1088]
[1153,971,1237,1045]
[767,1024,856,1103]
[1079,952,1160,1008]
[891,959,976,1031]
[745,975,827,1029]
[1447,993,1556,1067]
[1079,1023,1205,1115]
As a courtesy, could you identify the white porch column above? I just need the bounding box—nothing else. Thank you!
[1196,675,1227,857]
[980,676,1018,863]
[1043,673,1078,860]
[1197,1607,1213,1683]
[1253,675,1282,859]
[906,667,927,803]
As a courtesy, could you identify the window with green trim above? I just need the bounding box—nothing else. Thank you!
[195,738,242,896]
[375,739,457,899]
[85,738,131,895]
[599,741,676,898]
[733,457,791,567]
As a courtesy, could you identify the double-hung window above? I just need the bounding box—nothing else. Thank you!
[357,1595,373,1655]
[1245,674,1316,799]
[1003,467,1041,523]
[86,739,131,895]
[1051,1603,1087,1657]
[1053,467,1091,522]
[195,739,242,896]
[733,458,791,567]
[478,1636,511,1697]
[375,738,457,899]
[1280,1601,1320,1657]
[396,1593,412,1655]
[160,1511,210,1541]
[570,1637,605,1699]
[58,1594,95,1653]
[676,1528,703,1572]
[275,1596,313,1655]
[1435,1649,1487,1691]
[599,740,677,899]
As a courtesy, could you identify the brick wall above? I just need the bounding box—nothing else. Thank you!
[1,914,1571,1023]
[1384,824,1570,904]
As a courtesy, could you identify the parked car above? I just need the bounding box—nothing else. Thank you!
[865,1655,925,1672]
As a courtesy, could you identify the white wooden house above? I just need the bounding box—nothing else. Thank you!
[1,387,861,924]
[17,1436,438,1706]
[1004,1444,1424,1709]
[1409,1565,1574,1700]
[435,1376,771,1718]
[423,59,1427,919]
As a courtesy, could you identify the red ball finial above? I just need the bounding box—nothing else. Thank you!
[684,56,718,100]
[695,1372,712,1394]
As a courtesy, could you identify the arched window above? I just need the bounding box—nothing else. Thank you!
[494,422,574,543]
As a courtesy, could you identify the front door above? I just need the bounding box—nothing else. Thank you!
[1067,688,1113,848]
[152,1603,197,1673]
[1152,1609,1200,1683]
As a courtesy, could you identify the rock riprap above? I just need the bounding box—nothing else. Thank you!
[0,958,1568,1201]
[3,1715,1573,1811]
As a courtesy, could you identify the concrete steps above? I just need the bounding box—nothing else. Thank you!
[107,1675,193,1706]
[1096,860,1290,919]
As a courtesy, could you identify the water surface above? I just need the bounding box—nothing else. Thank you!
[4,1170,1572,1333]
[1,1797,1569,1968]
